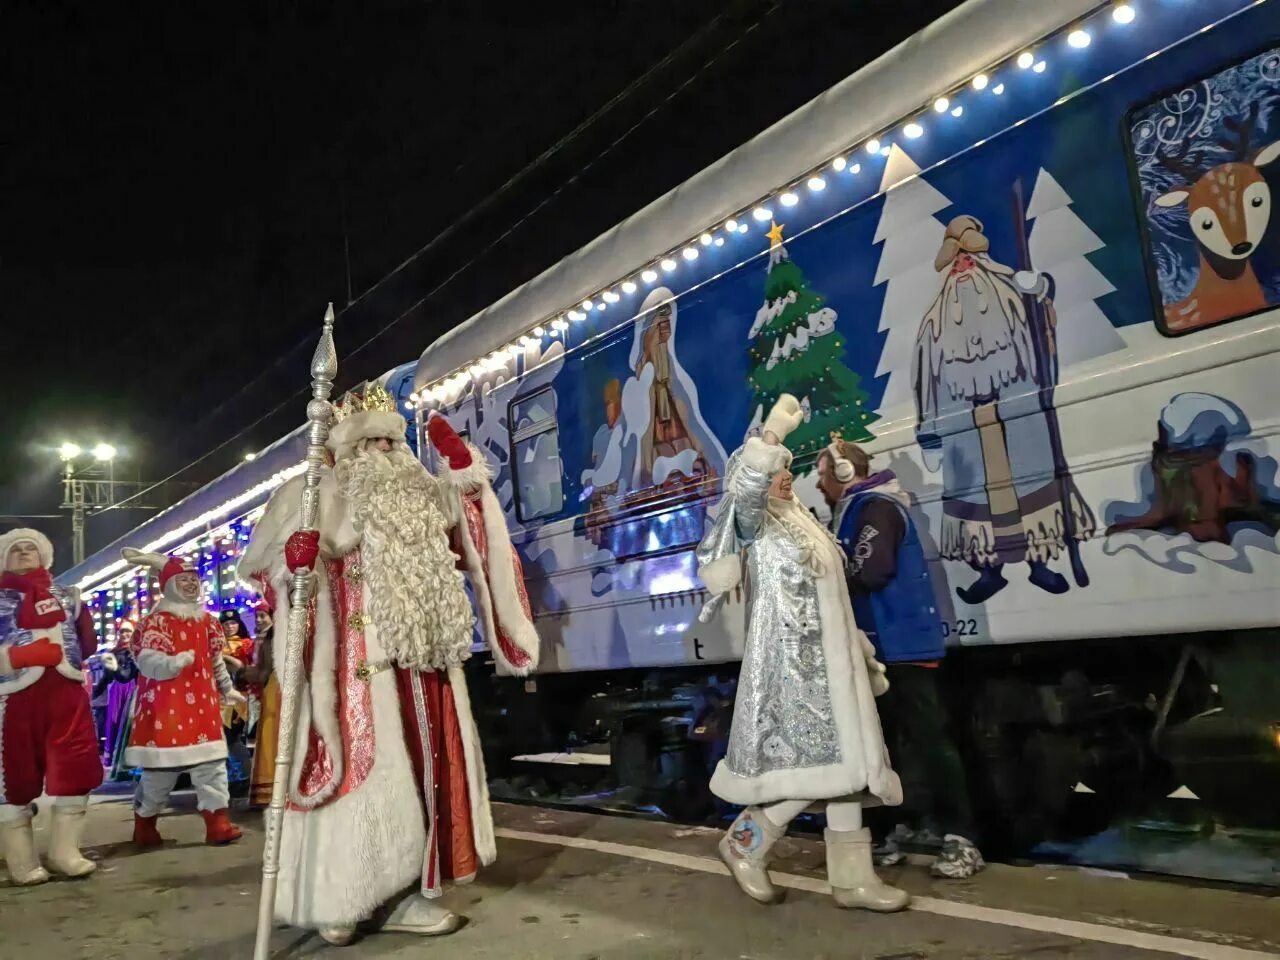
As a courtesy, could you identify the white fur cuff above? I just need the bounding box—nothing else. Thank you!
[868,662,889,697]
[740,436,792,475]
[699,553,742,596]
[441,456,492,490]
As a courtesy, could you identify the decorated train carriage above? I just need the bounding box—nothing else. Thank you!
[411,0,1280,883]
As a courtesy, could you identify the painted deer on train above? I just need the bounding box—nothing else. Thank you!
[1155,107,1280,333]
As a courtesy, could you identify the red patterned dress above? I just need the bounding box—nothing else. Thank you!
[125,610,227,767]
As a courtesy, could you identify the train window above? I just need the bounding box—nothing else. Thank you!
[508,387,564,521]
[511,391,556,431]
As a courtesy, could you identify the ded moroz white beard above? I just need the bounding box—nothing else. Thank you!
[335,444,475,671]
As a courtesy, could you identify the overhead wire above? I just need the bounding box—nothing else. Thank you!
[98,1,781,519]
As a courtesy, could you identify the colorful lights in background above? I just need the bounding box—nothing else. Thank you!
[87,504,269,642]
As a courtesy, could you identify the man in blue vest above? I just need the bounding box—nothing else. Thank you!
[818,440,984,879]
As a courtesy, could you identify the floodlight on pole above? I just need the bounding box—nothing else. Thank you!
[59,442,82,461]
[92,443,117,462]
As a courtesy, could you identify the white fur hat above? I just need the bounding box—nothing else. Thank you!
[0,528,54,571]
[326,410,408,462]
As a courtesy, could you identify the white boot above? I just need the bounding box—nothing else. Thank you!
[1,808,50,886]
[47,805,97,878]
[718,807,785,904]
[318,926,356,946]
[381,894,461,936]
[825,827,910,913]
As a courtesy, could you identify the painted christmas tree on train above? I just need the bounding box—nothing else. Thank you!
[745,221,877,467]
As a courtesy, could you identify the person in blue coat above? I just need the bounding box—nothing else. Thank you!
[818,439,985,880]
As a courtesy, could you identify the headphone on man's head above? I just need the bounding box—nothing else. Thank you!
[826,432,855,483]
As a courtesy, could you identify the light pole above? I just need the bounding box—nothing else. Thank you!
[54,442,190,565]
[59,442,115,565]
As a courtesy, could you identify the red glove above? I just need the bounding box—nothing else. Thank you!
[7,638,65,670]
[427,414,474,471]
[285,530,320,573]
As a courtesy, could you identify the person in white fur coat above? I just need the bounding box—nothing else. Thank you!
[239,385,489,947]
[696,395,909,913]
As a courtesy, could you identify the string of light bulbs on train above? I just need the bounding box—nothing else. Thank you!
[410,0,1145,409]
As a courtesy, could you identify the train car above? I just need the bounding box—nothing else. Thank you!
[411,0,1280,882]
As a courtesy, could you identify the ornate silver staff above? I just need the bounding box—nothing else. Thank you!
[253,304,338,960]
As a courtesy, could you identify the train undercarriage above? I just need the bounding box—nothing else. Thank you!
[468,627,1280,885]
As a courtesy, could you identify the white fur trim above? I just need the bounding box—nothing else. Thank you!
[739,437,792,476]
[238,478,347,809]
[274,657,426,928]
[0,529,53,570]
[240,471,360,572]
[125,739,228,768]
[448,664,495,865]
[152,597,207,620]
[449,486,538,677]
[238,478,302,584]
[286,562,344,809]
[438,443,492,490]
[709,532,901,809]
[698,553,742,596]
[327,411,407,462]
[475,483,539,674]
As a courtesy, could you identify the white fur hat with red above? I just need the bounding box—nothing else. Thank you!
[0,528,54,571]
[121,548,195,591]
[326,382,407,462]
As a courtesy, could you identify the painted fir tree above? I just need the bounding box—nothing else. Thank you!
[746,222,877,467]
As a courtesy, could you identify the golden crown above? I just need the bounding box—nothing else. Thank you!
[332,382,398,423]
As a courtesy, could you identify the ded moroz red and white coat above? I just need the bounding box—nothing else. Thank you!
[125,607,228,767]
[240,401,501,936]
[426,414,540,676]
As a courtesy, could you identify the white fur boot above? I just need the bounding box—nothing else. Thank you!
[1,807,49,886]
[318,926,356,946]
[825,827,910,913]
[718,807,785,904]
[381,894,461,936]
[47,804,97,877]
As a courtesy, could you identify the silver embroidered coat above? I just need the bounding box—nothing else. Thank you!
[697,437,902,808]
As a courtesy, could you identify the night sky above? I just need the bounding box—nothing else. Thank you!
[3,0,959,560]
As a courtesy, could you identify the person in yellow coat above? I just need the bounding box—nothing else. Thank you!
[242,603,277,809]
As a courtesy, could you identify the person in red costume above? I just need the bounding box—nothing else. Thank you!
[0,528,102,885]
[240,383,495,946]
[120,549,245,848]
[426,413,540,676]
